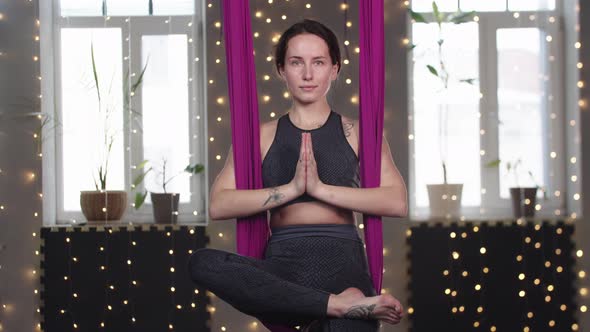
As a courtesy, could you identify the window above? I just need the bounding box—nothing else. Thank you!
[409,1,565,219]
[41,1,208,224]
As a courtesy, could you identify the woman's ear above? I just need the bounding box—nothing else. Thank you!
[278,67,286,80]
[331,64,339,81]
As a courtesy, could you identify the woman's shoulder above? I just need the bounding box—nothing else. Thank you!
[261,117,279,134]
[338,113,359,138]
[260,117,280,146]
[338,113,358,125]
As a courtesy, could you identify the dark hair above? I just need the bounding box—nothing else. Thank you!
[274,19,341,75]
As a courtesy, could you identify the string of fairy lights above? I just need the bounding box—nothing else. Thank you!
[404,1,587,328]
[20,0,47,330]
[405,2,587,331]
[62,6,203,330]
[102,228,112,329]
[167,230,177,330]
[406,221,585,330]
[505,8,569,220]
[126,229,138,326]
[407,1,582,221]
[122,14,137,330]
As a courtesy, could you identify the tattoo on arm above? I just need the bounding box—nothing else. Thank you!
[343,121,354,137]
[343,304,376,319]
[263,187,285,207]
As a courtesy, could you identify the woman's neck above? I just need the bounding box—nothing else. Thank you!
[288,99,332,129]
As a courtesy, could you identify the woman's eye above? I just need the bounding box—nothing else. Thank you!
[291,61,301,65]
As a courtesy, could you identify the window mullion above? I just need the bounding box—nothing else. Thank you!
[127,19,147,219]
[545,15,567,213]
[480,14,503,211]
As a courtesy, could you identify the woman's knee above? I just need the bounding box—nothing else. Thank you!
[187,248,219,283]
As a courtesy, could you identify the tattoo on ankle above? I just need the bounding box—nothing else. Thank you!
[343,304,376,319]
[263,187,285,206]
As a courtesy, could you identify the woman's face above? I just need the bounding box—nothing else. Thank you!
[279,33,339,105]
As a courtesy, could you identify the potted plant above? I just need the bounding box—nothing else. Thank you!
[80,42,148,223]
[132,158,204,224]
[485,158,548,218]
[408,2,476,219]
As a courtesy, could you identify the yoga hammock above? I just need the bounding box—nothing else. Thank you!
[222,1,384,330]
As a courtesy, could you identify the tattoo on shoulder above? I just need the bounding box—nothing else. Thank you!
[263,187,285,206]
[343,121,354,137]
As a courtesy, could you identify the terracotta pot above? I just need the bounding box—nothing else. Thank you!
[509,187,538,218]
[80,190,127,223]
[150,192,180,224]
[426,184,463,219]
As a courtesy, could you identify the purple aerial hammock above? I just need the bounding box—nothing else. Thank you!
[221,1,385,330]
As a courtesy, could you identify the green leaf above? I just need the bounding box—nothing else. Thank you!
[137,159,150,169]
[432,1,442,26]
[459,78,477,85]
[185,163,205,174]
[90,42,101,105]
[450,11,476,24]
[132,167,152,187]
[485,159,501,168]
[443,12,455,23]
[131,55,150,93]
[409,9,427,23]
[134,191,148,210]
[426,65,439,77]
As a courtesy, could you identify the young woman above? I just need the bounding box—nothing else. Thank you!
[189,19,408,331]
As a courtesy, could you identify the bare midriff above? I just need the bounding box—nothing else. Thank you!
[269,201,355,228]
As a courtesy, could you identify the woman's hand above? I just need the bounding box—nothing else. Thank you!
[291,132,307,196]
[305,133,324,198]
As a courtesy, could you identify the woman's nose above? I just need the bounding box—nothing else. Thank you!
[303,65,313,80]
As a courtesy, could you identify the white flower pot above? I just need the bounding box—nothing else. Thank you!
[426,184,463,219]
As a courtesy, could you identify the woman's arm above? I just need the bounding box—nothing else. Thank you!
[315,185,407,218]
[309,134,408,218]
[209,144,305,220]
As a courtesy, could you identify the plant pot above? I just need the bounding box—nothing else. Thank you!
[150,192,180,224]
[80,190,127,223]
[509,187,538,218]
[426,184,463,219]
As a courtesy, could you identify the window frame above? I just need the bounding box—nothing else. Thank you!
[40,0,209,225]
[408,5,566,220]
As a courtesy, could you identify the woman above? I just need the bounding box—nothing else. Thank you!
[189,19,408,331]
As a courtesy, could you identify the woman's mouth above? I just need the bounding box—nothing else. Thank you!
[300,86,317,92]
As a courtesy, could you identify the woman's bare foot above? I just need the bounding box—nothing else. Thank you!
[327,287,403,325]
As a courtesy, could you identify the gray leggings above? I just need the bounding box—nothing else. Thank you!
[187,224,379,331]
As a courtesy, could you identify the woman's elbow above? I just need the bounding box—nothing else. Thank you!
[389,198,408,218]
[208,199,223,221]
[397,202,408,217]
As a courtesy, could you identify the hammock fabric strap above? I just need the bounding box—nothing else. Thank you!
[221,0,269,261]
[222,1,286,330]
[359,0,385,294]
